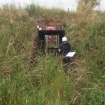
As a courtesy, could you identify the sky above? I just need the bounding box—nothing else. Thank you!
[0,0,105,11]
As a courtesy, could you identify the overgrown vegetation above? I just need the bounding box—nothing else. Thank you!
[0,3,105,105]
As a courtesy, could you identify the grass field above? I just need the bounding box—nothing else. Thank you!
[0,5,105,105]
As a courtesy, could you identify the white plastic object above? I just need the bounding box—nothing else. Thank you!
[65,52,76,58]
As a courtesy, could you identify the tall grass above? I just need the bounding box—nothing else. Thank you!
[0,4,105,105]
[0,55,73,105]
